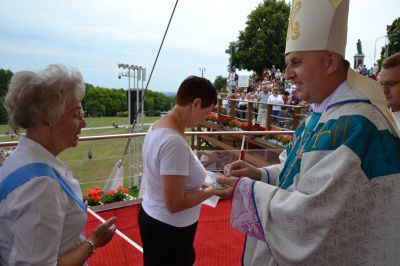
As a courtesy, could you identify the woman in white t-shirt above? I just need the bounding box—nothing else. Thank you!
[267,88,284,123]
[139,76,218,266]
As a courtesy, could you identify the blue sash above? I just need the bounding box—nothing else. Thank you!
[0,163,87,212]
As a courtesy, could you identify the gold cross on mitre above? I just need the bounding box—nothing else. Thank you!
[330,0,343,8]
[286,0,301,42]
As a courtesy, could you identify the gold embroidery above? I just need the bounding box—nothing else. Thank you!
[341,117,351,144]
[329,0,343,8]
[332,117,342,146]
[281,166,293,187]
[281,128,310,186]
[312,129,331,148]
[287,0,301,42]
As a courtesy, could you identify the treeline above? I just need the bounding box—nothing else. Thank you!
[83,84,174,117]
[0,68,175,123]
[0,69,13,123]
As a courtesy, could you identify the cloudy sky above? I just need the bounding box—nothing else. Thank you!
[0,0,398,93]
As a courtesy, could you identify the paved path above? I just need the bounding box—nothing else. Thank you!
[0,123,154,137]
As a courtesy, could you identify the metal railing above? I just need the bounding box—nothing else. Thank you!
[0,130,292,194]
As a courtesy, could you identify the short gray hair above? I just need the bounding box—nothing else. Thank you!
[4,64,85,132]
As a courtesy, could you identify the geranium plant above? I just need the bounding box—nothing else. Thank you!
[206,113,218,123]
[83,185,132,206]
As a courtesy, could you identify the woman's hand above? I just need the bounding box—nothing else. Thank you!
[57,216,117,266]
[224,160,261,180]
[88,216,117,248]
[213,176,238,199]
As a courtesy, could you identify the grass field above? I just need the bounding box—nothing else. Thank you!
[1,116,160,195]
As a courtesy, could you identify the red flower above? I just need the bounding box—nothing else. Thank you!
[253,123,266,131]
[117,185,129,194]
[87,187,103,197]
[92,194,101,203]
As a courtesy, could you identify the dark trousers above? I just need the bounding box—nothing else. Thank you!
[138,207,198,266]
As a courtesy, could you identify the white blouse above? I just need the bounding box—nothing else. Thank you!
[0,136,87,266]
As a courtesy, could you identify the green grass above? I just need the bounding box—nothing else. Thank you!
[84,116,129,128]
[1,116,159,195]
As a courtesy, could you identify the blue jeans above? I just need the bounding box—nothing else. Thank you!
[272,110,281,123]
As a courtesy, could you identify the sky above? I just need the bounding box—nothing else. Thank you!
[0,0,399,93]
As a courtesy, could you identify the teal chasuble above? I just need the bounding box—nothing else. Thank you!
[279,112,321,189]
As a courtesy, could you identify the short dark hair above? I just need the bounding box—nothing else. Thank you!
[175,76,217,108]
[382,53,400,69]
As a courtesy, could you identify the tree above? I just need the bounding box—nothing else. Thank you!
[0,69,13,123]
[83,84,127,117]
[213,76,227,92]
[0,67,174,120]
[226,0,290,76]
[378,17,400,66]
[386,17,400,57]
[142,90,174,116]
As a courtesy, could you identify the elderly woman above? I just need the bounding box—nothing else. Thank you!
[139,76,218,266]
[0,64,116,265]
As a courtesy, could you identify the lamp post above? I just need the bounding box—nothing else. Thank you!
[199,67,206,78]
[374,35,387,64]
[118,64,135,125]
[117,63,146,189]
[118,63,147,124]
[373,30,400,64]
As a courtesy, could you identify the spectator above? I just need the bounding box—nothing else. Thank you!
[379,52,400,129]
[237,92,248,120]
[285,82,295,95]
[360,64,368,75]
[267,88,284,124]
[88,149,93,160]
[256,84,271,126]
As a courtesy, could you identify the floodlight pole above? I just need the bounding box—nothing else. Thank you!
[199,67,206,78]
[374,35,387,64]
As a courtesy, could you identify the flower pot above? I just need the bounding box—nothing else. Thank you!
[89,198,143,212]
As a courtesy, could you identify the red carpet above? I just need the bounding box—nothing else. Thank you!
[85,200,244,265]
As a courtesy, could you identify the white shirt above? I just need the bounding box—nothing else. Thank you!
[0,136,87,266]
[238,98,247,107]
[285,87,294,95]
[392,111,400,129]
[142,127,206,227]
[258,92,271,108]
[267,94,284,111]
[311,80,349,113]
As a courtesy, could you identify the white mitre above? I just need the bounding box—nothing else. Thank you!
[285,0,399,136]
[285,0,349,56]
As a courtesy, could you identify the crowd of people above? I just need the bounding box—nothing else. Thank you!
[222,71,306,127]
[0,147,15,164]
[355,63,380,79]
